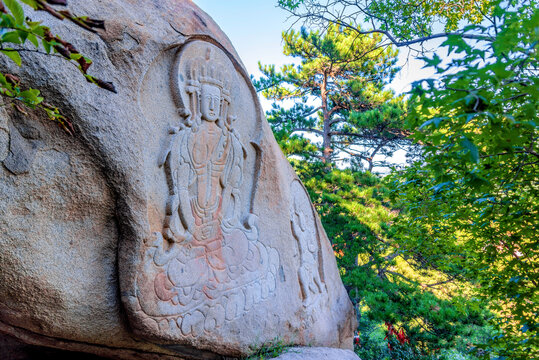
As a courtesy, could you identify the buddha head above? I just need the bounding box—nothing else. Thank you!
[200,83,221,122]
[183,48,232,128]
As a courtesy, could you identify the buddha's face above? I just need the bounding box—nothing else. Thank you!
[200,84,221,122]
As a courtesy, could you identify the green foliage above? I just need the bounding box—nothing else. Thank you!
[288,159,491,359]
[275,0,537,359]
[389,1,539,358]
[263,4,497,358]
[0,0,114,133]
[245,338,293,360]
[278,0,496,47]
[255,24,410,168]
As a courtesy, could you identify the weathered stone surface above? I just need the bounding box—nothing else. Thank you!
[0,0,356,358]
[274,347,361,360]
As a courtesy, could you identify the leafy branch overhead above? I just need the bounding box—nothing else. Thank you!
[278,0,496,49]
[269,1,537,359]
[0,0,115,134]
[388,2,538,358]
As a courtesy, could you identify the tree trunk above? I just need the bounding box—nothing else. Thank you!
[321,72,331,164]
[367,140,387,172]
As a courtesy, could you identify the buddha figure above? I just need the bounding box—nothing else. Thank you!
[144,52,277,316]
[133,45,279,339]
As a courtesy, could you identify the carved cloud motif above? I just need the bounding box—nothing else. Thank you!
[133,41,280,340]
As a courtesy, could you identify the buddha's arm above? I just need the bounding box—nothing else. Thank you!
[221,132,244,226]
[176,136,196,236]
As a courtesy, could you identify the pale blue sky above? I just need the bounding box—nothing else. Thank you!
[194,1,292,81]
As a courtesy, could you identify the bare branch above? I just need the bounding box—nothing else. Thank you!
[291,127,324,136]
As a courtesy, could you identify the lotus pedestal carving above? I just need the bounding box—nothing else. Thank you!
[0,1,357,359]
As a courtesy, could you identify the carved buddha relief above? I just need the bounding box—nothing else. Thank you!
[133,41,280,340]
[290,179,326,306]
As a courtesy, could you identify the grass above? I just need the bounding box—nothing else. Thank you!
[243,338,296,360]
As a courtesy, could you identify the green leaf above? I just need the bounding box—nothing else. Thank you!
[4,0,25,26]
[1,31,21,44]
[42,38,51,53]
[419,117,445,130]
[27,21,42,31]
[19,89,42,104]
[70,53,82,60]
[0,73,8,86]
[461,137,479,163]
[19,0,39,9]
[419,53,442,68]
[490,62,513,79]
[27,33,38,48]
[0,49,22,66]
[442,35,471,54]
[0,13,14,28]
[17,30,28,42]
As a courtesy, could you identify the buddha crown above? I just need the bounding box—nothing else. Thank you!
[185,48,230,99]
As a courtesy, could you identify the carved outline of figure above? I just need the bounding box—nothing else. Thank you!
[290,180,325,306]
[135,44,279,335]
[156,49,256,298]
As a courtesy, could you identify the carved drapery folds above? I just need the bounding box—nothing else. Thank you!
[133,41,279,340]
[0,1,358,356]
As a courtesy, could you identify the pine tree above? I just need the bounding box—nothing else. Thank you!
[254,25,410,170]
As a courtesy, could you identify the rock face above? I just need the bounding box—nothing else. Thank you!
[0,1,357,359]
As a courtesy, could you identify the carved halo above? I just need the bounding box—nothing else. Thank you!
[172,42,234,129]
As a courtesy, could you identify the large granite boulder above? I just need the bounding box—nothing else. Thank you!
[0,1,357,358]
